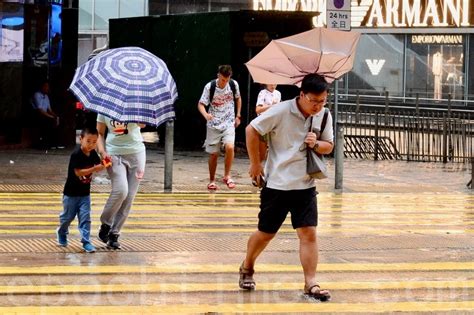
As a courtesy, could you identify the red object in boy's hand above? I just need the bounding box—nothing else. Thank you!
[102,156,112,168]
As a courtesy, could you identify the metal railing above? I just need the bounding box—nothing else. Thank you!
[338,109,474,163]
[332,91,474,113]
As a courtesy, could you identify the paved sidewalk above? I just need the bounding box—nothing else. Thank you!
[0,148,472,313]
[0,147,472,193]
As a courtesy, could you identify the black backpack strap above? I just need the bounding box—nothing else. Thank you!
[209,79,237,105]
[209,80,217,104]
[229,79,237,103]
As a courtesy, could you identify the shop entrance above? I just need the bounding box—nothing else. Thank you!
[407,35,465,101]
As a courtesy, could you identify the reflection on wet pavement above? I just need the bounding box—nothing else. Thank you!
[0,192,472,312]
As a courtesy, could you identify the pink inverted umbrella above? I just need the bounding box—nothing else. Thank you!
[245,27,361,85]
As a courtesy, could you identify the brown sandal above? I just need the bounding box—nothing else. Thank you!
[239,262,256,290]
[304,284,331,302]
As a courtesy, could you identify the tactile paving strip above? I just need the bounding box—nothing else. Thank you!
[0,184,258,193]
[0,235,470,253]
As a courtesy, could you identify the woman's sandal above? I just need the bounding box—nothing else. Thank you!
[223,178,236,189]
[207,182,218,191]
[239,262,256,290]
[304,284,331,302]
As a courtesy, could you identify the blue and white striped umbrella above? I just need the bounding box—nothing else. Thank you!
[69,46,178,126]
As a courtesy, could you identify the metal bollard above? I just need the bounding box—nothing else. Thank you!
[164,120,174,192]
[442,115,448,164]
[374,112,379,161]
[469,158,473,189]
[335,124,344,190]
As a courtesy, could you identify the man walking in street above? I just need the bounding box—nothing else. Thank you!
[239,73,333,301]
[198,65,242,190]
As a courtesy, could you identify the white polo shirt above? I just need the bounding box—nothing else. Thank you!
[250,97,333,190]
[256,89,281,108]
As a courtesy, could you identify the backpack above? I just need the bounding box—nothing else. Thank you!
[209,79,237,104]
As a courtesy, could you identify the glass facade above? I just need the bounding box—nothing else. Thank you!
[348,34,404,97]
[406,35,465,101]
[94,0,118,30]
[78,0,92,30]
[349,33,470,102]
[78,0,474,104]
[78,0,148,65]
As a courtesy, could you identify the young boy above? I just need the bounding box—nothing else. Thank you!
[255,84,281,116]
[255,84,281,164]
[56,127,107,253]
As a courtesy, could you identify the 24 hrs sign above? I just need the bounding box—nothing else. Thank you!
[327,0,351,30]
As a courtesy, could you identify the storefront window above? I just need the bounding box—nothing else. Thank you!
[348,34,404,97]
[79,0,92,30]
[119,0,147,18]
[406,34,465,101]
[95,0,118,30]
[468,35,474,101]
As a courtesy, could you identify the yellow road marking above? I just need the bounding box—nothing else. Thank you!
[0,213,467,219]
[1,192,472,199]
[1,280,472,294]
[0,220,470,226]
[0,262,471,275]
[0,205,471,214]
[0,227,470,234]
[0,301,472,313]
[0,201,263,206]
[0,198,471,206]
[0,195,471,205]
[0,205,259,211]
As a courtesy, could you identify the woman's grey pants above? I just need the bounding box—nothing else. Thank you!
[100,150,146,234]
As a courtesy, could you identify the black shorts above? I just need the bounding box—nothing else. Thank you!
[257,187,317,234]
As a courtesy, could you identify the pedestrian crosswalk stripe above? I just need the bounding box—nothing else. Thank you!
[0,280,472,294]
[0,301,472,313]
[0,192,471,201]
[0,262,471,274]
[0,205,471,215]
[0,227,470,235]
[0,199,470,206]
[0,220,470,226]
[0,213,467,220]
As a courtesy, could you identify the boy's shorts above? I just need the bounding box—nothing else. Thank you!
[257,187,317,234]
[204,126,235,153]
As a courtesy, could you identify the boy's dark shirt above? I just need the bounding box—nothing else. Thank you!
[63,146,101,196]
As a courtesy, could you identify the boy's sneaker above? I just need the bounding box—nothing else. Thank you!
[83,242,96,253]
[107,233,121,250]
[98,224,111,243]
[56,228,68,247]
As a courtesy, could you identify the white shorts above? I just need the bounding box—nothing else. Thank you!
[204,126,235,153]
